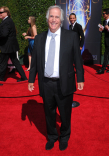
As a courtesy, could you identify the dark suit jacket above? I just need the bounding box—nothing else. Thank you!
[29,28,84,97]
[103,20,109,47]
[69,22,84,48]
[0,17,19,53]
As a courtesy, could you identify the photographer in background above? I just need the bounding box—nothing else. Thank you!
[97,8,109,74]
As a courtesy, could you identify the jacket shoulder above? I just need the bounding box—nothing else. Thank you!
[61,28,78,42]
[62,27,77,36]
[61,27,72,33]
[2,17,14,25]
[76,22,82,28]
[35,31,47,38]
[4,17,12,22]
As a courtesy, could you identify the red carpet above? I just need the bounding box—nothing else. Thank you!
[0,65,109,156]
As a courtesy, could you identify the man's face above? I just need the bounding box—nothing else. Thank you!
[69,15,76,25]
[102,12,109,20]
[0,8,7,19]
[48,8,61,33]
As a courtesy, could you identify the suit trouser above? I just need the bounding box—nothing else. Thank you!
[0,52,27,81]
[102,46,109,70]
[43,77,73,142]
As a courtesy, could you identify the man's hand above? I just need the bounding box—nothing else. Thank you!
[99,27,103,32]
[80,47,82,51]
[77,82,84,90]
[28,83,34,92]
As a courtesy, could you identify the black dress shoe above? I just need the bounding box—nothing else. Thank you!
[17,78,27,82]
[96,69,104,74]
[45,141,54,150]
[106,70,109,73]
[0,83,3,86]
[59,142,68,151]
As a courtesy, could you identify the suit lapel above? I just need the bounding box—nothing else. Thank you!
[69,25,72,30]
[59,28,65,69]
[73,22,77,30]
[41,31,48,70]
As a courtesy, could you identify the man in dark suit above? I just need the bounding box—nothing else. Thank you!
[69,13,84,51]
[97,8,109,74]
[69,13,84,108]
[0,6,27,85]
[28,5,84,151]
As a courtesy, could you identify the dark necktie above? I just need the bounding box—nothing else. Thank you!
[45,33,56,77]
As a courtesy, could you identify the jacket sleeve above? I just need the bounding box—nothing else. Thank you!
[28,36,38,83]
[73,32,84,82]
[78,24,84,47]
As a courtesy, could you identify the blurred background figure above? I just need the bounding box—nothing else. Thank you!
[69,13,84,108]
[0,6,27,84]
[97,8,109,74]
[22,16,37,71]
[69,13,84,51]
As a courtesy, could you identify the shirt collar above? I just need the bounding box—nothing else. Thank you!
[48,27,61,36]
[106,18,109,23]
[72,21,77,27]
[3,16,8,20]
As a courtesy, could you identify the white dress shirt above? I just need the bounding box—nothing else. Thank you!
[105,18,109,31]
[72,21,76,29]
[105,18,109,24]
[44,27,61,78]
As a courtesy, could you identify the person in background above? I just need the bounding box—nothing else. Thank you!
[28,5,84,151]
[69,13,84,107]
[0,6,27,86]
[69,13,84,51]
[22,16,37,71]
[97,8,109,74]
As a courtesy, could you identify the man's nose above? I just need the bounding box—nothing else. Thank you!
[52,17,56,21]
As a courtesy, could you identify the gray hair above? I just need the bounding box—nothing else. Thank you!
[46,5,64,26]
